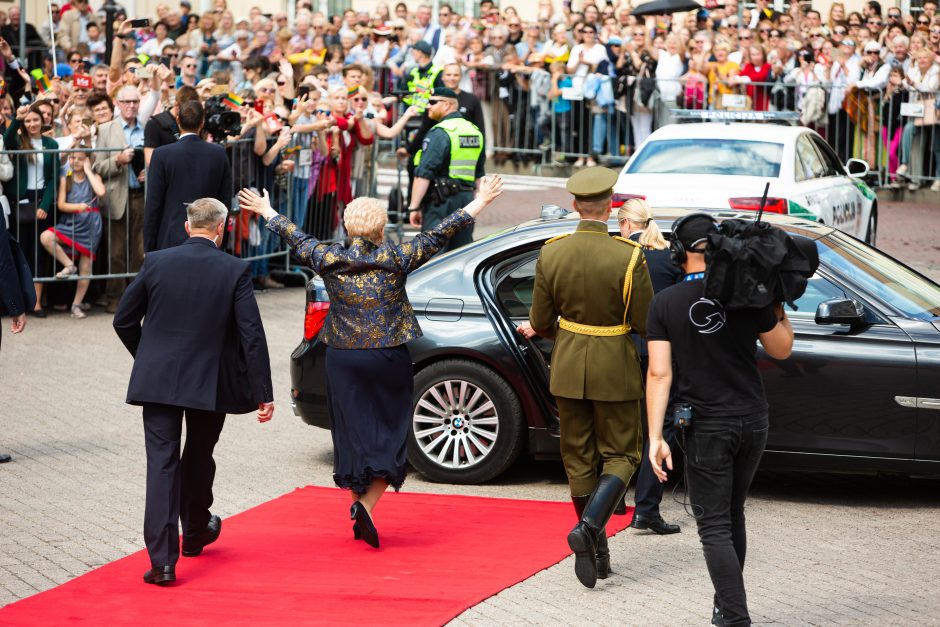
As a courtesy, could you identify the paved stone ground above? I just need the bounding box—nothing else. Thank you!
[2,192,940,625]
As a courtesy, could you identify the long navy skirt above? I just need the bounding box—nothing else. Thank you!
[325,344,413,495]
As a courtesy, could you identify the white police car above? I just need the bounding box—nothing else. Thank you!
[613,113,878,244]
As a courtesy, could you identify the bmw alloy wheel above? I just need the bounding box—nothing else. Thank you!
[413,379,499,470]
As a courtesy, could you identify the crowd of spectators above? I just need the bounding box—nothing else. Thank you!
[0,0,938,316]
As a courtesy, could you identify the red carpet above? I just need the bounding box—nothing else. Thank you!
[1,486,633,626]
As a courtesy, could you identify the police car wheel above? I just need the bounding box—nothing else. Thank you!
[409,360,526,484]
[865,206,877,247]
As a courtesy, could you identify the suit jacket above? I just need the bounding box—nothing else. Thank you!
[113,236,273,414]
[144,135,232,252]
[529,220,654,402]
[93,118,136,221]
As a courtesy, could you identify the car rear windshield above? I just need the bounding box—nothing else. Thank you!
[626,138,784,177]
[819,233,940,320]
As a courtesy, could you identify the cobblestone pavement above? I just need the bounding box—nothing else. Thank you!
[2,193,940,625]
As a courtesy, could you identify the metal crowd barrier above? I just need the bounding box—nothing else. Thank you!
[367,63,939,192]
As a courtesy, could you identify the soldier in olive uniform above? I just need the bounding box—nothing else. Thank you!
[407,87,485,252]
[517,167,654,589]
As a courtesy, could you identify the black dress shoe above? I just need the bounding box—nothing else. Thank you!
[630,514,681,535]
[29,308,46,318]
[711,604,726,626]
[143,565,176,585]
[350,502,379,548]
[182,515,222,557]
[0,453,11,463]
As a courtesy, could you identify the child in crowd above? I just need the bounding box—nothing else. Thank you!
[549,60,573,156]
[40,148,105,319]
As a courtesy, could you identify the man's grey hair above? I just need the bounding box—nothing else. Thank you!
[187,198,228,230]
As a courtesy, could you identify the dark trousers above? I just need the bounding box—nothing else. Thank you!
[106,189,145,301]
[557,396,642,496]
[142,404,226,568]
[634,417,677,518]
[685,412,769,627]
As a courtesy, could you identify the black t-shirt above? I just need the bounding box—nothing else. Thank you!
[144,111,180,150]
[456,91,485,143]
[646,278,778,417]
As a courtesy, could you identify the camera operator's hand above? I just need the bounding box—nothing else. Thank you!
[116,146,135,165]
[648,438,673,483]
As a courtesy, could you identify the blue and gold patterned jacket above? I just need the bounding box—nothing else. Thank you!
[266,209,474,349]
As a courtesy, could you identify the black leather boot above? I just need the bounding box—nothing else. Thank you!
[568,475,626,589]
[596,532,610,579]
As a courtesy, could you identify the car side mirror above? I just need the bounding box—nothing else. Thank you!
[815,298,865,325]
[845,158,869,179]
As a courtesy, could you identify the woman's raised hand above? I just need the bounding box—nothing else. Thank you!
[477,175,504,204]
[238,187,277,219]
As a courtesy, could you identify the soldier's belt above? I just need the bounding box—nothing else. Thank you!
[558,318,630,336]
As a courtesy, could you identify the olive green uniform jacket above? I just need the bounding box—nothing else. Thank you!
[529,219,654,402]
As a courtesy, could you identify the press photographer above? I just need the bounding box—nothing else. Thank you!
[645,213,796,627]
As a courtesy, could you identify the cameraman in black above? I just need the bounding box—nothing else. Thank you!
[645,214,793,627]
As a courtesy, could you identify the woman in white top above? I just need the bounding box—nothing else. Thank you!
[649,33,686,127]
[566,24,609,166]
[898,50,940,189]
[137,21,176,57]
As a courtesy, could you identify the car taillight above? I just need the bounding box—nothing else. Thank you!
[728,197,788,214]
[304,301,330,341]
[611,193,646,209]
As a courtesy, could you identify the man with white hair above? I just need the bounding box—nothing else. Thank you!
[94,84,148,312]
[114,196,274,587]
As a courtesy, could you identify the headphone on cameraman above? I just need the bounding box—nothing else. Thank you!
[669,213,719,267]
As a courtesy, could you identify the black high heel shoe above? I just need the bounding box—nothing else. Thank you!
[350,502,379,548]
[352,521,361,540]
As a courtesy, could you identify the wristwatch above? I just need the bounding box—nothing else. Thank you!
[408,207,420,213]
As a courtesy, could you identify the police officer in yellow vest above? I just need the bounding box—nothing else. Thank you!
[408,87,485,252]
[402,41,443,114]
[517,167,654,589]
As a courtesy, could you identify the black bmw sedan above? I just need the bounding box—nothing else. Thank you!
[290,210,940,484]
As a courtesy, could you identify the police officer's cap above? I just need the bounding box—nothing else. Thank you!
[413,41,434,56]
[431,87,459,100]
[566,167,618,202]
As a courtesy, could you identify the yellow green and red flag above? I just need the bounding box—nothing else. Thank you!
[223,93,244,110]
[29,69,51,93]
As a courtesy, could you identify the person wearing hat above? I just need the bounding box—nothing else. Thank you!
[397,39,445,210]
[645,213,793,626]
[407,87,485,252]
[516,167,654,589]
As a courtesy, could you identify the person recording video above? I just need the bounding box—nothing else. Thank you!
[645,213,794,627]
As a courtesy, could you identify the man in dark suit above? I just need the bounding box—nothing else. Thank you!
[0,213,28,464]
[113,197,274,585]
[144,100,232,252]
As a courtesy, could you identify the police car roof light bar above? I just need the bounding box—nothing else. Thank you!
[670,109,801,125]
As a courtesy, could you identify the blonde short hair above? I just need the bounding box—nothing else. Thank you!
[344,197,386,244]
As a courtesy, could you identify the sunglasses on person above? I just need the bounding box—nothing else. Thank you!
[69,57,81,63]
[315,109,330,114]
[918,18,930,25]
[932,27,940,33]
[427,98,443,105]
[276,80,286,86]
[350,97,366,102]
[888,12,901,19]
[258,87,275,93]
[867,19,881,25]
[759,28,771,33]
[866,50,879,55]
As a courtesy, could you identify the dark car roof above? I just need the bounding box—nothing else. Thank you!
[417,208,832,274]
